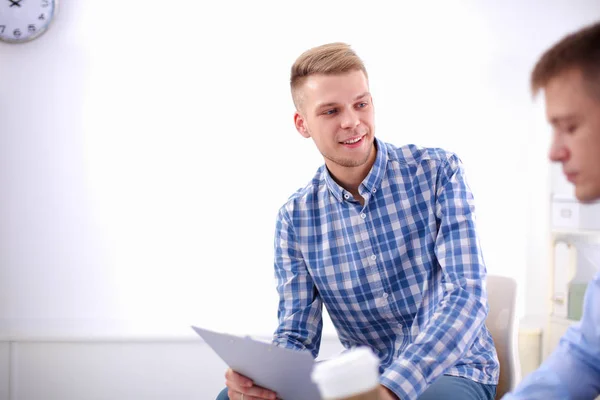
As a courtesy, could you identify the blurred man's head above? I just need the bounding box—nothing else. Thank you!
[532,21,600,202]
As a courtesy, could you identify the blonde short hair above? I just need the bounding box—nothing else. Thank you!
[290,42,368,109]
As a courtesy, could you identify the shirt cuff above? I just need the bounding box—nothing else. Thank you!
[380,359,427,400]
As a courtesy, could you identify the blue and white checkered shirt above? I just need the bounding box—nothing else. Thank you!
[272,138,499,400]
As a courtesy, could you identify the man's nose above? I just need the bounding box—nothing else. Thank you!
[340,109,360,129]
[548,135,569,162]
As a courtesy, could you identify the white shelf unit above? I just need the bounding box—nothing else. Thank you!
[544,198,600,359]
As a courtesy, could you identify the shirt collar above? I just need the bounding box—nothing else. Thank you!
[324,137,388,203]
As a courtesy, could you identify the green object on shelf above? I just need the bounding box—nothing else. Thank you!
[568,282,588,321]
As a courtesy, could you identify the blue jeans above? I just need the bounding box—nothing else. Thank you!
[216,375,496,399]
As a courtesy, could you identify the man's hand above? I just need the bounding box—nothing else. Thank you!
[224,368,278,400]
[378,385,399,400]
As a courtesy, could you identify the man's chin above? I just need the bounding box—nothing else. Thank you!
[575,184,600,203]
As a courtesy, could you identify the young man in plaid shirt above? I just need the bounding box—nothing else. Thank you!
[219,43,499,400]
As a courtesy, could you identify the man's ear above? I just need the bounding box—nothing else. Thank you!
[294,112,311,138]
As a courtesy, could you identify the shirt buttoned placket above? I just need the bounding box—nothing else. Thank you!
[354,191,391,314]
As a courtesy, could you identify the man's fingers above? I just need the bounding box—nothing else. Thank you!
[224,369,277,399]
[225,382,277,400]
[225,368,253,387]
[225,383,277,400]
[245,385,277,399]
[228,389,276,400]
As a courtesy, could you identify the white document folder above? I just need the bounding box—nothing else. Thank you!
[191,325,321,400]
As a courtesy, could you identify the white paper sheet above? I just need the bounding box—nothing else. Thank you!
[191,326,321,400]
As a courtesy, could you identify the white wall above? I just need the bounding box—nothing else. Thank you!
[9,340,228,399]
[0,337,344,400]
[0,343,8,400]
[1,0,599,342]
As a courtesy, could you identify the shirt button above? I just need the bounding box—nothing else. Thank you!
[382,292,389,298]
[370,254,376,261]
[344,193,350,200]
[372,188,377,193]
[360,213,367,219]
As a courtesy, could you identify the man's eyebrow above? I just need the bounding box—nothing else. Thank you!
[315,92,371,110]
[354,92,370,101]
[315,101,338,110]
[549,115,579,126]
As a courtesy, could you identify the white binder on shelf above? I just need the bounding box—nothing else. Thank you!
[551,241,573,318]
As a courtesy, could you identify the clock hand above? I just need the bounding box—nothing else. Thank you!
[9,0,23,8]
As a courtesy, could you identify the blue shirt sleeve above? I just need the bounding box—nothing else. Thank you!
[380,155,493,399]
[271,207,323,358]
[503,272,600,399]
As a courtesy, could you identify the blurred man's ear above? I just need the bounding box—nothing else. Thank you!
[294,112,310,138]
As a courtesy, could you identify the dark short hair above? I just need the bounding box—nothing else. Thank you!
[531,21,600,98]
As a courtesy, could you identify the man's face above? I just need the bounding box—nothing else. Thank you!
[546,68,600,202]
[294,70,375,172]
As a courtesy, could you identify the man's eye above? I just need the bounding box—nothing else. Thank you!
[357,102,368,108]
[565,125,577,134]
[324,109,337,115]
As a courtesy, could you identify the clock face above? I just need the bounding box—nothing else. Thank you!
[0,0,57,43]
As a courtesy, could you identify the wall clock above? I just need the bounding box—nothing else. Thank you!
[0,0,57,43]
